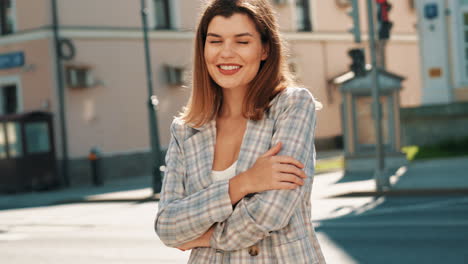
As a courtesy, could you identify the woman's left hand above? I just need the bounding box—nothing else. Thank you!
[176,226,215,251]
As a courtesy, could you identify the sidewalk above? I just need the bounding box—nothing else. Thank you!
[317,156,468,198]
[1,156,468,210]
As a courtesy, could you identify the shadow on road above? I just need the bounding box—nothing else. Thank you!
[0,175,157,211]
[316,180,468,264]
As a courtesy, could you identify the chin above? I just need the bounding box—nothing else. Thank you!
[212,79,240,90]
[218,83,245,90]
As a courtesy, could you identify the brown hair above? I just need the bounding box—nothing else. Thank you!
[179,0,294,127]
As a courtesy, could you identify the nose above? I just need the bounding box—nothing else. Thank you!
[220,42,235,59]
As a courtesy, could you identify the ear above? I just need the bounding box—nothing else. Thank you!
[261,43,269,61]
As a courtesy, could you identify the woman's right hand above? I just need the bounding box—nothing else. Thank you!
[243,142,307,194]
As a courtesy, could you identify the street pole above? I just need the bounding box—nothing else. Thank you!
[51,0,70,187]
[366,0,387,191]
[377,40,387,69]
[140,0,163,194]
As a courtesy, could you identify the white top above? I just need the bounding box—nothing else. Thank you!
[211,160,238,182]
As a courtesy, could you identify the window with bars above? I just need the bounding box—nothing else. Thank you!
[296,0,312,32]
[154,0,171,29]
[0,0,14,35]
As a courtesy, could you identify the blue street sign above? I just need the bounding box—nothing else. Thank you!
[424,3,438,20]
[0,51,25,70]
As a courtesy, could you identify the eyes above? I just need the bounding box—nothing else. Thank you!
[207,39,250,45]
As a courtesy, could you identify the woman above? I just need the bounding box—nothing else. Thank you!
[155,0,326,263]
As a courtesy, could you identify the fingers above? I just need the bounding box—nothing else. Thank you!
[277,173,305,186]
[261,142,282,157]
[275,164,307,179]
[276,182,299,190]
[273,155,305,169]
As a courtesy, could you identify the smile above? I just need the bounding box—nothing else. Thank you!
[217,64,242,75]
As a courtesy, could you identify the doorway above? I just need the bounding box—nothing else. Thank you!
[0,76,21,115]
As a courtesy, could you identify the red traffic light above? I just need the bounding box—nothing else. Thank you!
[376,0,392,22]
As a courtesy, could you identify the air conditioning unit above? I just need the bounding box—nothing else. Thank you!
[288,57,301,82]
[65,65,95,88]
[164,65,184,85]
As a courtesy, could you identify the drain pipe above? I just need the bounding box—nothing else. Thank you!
[51,0,70,187]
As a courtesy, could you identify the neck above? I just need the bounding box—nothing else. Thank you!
[219,86,247,119]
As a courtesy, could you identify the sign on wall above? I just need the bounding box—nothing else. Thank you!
[0,52,24,70]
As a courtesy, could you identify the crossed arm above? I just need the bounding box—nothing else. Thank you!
[155,89,317,251]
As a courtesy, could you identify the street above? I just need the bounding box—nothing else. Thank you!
[1,173,467,264]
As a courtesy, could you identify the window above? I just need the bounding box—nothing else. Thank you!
[450,0,468,86]
[296,0,312,32]
[0,0,15,35]
[25,122,50,154]
[0,123,6,158]
[6,121,22,157]
[154,0,171,29]
[355,96,390,147]
[1,84,18,115]
[463,12,468,78]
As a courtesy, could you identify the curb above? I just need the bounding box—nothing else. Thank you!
[329,188,468,198]
[52,194,160,205]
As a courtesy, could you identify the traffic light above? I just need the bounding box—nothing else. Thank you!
[376,0,393,40]
[348,48,366,77]
[348,0,361,43]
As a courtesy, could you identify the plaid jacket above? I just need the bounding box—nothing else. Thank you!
[155,87,326,264]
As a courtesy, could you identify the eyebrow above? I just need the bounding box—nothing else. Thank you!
[206,32,254,38]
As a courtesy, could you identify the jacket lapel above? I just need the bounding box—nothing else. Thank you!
[236,117,275,177]
[183,120,216,192]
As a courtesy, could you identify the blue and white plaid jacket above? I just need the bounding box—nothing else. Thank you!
[155,87,326,264]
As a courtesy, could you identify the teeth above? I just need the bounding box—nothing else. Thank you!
[219,65,240,70]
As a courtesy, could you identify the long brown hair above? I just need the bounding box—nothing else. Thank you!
[179,0,294,127]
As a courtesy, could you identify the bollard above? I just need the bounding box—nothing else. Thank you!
[89,147,103,186]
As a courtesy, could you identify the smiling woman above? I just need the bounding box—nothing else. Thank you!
[154,0,326,263]
[204,14,268,92]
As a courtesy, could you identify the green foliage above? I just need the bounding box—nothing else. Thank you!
[402,136,468,161]
[315,157,344,174]
[401,145,418,161]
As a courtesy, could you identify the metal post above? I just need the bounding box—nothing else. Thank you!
[366,0,388,191]
[377,40,387,69]
[140,0,163,194]
[51,0,70,187]
[350,0,362,43]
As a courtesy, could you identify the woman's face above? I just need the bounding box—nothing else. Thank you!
[204,13,268,92]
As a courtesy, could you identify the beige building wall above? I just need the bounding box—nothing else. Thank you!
[0,39,55,113]
[16,0,50,31]
[0,0,421,162]
[58,0,141,28]
[63,37,193,157]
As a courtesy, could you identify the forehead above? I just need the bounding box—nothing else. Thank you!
[207,13,260,37]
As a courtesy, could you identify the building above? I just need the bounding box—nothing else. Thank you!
[416,0,468,103]
[0,0,430,186]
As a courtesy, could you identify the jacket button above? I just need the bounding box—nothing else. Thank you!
[248,245,259,256]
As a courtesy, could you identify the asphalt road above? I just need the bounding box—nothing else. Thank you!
[0,194,467,263]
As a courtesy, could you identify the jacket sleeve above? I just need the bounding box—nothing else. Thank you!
[210,88,318,251]
[154,121,233,247]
